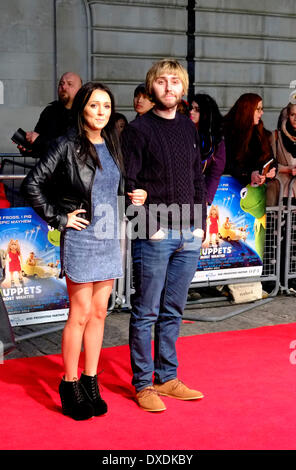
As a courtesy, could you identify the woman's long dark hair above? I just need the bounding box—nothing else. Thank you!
[192,93,223,141]
[191,93,223,161]
[71,82,124,171]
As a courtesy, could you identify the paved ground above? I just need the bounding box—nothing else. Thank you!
[5,288,296,361]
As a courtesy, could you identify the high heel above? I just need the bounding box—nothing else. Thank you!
[59,377,94,420]
[79,372,108,416]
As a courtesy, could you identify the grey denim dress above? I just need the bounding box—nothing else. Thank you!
[63,143,123,283]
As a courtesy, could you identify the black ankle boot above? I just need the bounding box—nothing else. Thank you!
[59,377,94,420]
[79,372,108,416]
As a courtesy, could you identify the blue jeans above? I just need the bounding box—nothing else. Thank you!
[129,229,202,392]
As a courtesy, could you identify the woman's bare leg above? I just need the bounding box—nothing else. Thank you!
[83,279,114,376]
[62,278,93,380]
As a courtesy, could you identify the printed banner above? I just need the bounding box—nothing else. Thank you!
[193,175,266,282]
[0,207,69,326]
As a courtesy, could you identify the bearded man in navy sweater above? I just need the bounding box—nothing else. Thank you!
[121,59,207,412]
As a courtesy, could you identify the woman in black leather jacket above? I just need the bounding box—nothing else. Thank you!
[21,82,146,421]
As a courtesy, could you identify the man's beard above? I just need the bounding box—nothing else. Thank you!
[59,93,70,106]
[153,94,182,111]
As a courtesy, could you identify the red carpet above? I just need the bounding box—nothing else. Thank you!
[1,323,296,450]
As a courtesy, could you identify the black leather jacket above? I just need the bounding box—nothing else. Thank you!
[21,129,124,231]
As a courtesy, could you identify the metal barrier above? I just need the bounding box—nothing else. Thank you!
[0,151,289,331]
[119,210,282,322]
[115,217,133,310]
[119,178,285,322]
[183,178,285,320]
[281,176,296,294]
[0,153,34,208]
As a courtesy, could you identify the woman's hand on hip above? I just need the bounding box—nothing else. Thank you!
[66,209,89,231]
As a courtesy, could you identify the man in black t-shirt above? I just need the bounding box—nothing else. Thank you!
[122,59,206,412]
[17,72,82,157]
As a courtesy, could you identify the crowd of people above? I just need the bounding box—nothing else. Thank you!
[17,58,296,420]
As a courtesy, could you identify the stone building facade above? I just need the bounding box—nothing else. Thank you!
[0,0,295,151]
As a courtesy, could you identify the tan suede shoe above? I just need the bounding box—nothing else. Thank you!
[135,386,167,412]
[154,379,204,400]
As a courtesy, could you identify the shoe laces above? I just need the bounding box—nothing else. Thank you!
[84,373,104,401]
[170,378,185,391]
[90,377,101,400]
[72,380,86,404]
[138,386,158,397]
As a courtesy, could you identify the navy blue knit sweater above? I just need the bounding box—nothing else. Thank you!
[121,110,207,237]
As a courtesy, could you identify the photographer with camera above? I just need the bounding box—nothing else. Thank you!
[13,72,82,157]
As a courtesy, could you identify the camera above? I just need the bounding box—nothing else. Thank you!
[11,128,33,151]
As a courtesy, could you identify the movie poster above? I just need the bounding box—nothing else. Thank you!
[0,207,69,326]
[193,175,266,282]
